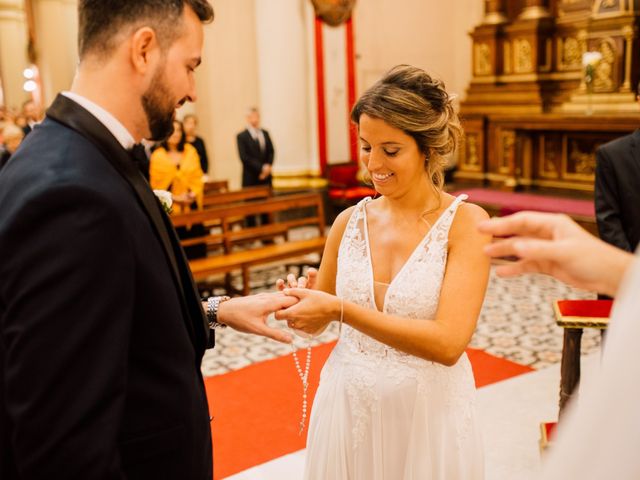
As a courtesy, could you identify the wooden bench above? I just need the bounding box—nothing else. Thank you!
[171,192,327,295]
[202,185,271,209]
[203,179,229,194]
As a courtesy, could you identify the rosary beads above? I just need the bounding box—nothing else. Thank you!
[292,340,312,435]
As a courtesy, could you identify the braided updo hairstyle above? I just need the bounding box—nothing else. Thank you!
[351,65,462,195]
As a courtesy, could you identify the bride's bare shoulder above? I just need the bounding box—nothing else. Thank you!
[449,198,490,242]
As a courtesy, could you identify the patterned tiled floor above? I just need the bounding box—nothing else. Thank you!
[201,264,599,377]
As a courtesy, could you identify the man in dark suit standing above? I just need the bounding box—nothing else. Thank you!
[0,2,295,479]
[594,125,640,254]
[237,107,274,188]
[237,107,274,226]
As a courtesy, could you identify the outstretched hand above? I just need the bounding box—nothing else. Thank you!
[217,292,299,343]
[478,211,633,297]
[276,268,318,291]
[274,288,339,335]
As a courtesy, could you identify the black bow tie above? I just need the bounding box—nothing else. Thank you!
[129,143,150,181]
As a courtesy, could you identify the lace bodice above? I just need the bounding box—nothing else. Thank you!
[335,195,468,366]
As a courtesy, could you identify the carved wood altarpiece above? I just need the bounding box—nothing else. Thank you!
[458,0,640,193]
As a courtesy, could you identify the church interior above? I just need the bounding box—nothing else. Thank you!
[0,0,637,478]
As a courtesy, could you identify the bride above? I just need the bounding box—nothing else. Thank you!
[276,65,491,479]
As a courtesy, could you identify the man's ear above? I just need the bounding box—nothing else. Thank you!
[130,27,160,75]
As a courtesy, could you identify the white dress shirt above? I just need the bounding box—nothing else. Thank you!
[61,91,136,150]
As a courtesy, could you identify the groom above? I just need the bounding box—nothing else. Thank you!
[0,1,295,478]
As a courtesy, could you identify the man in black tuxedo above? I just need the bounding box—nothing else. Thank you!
[237,108,274,227]
[0,2,295,479]
[594,127,640,254]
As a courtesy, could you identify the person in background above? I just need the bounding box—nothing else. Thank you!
[183,113,209,173]
[21,100,41,136]
[150,119,206,258]
[0,106,7,129]
[13,114,27,132]
[150,119,204,213]
[237,107,274,188]
[0,124,25,170]
[594,85,640,255]
[237,107,274,227]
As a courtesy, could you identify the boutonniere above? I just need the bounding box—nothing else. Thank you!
[153,189,173,214]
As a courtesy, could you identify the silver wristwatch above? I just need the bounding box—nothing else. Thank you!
[206,296,230,329]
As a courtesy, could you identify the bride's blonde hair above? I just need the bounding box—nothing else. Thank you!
[351,65,462,199]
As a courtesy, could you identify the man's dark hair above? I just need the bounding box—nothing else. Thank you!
[78,1,214,59]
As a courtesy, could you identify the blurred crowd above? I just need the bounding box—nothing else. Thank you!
[0,100,41,170]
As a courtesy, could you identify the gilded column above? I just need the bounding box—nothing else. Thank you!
[0,0,30,108]
[621,25,633,92]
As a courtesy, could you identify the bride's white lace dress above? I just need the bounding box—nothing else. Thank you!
[304,195,484,479]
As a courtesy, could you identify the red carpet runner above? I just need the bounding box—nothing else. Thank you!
[204,342,533,479]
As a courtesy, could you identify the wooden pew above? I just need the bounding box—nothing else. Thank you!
[203,179,229,194]
[202,185,271,208]
[171,192,326,295]
[199,186,273,243]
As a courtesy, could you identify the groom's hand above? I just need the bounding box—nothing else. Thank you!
[217,292,298,343]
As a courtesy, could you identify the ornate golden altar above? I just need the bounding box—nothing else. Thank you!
[458,0,640,193]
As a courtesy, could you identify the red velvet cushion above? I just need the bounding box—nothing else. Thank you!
[556,299,612,318]
[450,189,595,217]
[544,421,557,441]
[328,164,359,187]
[328,186,376,200]
[342,186,377,199]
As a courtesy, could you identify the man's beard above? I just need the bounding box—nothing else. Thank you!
[141,67,180,141]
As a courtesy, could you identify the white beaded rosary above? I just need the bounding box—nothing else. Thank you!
[291,339,312,435]
[291,297,344,435]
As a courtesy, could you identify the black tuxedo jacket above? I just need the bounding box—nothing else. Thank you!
[0,95,213,479]
[236,128,274,187]
[595,129,640,252]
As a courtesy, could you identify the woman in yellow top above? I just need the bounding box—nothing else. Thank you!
[150,119,204,215]
[150,120,206,258]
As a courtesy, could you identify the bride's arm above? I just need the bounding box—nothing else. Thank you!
[276,204,492,366]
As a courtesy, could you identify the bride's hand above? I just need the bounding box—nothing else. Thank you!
[274,288,339,335]
[275,268,318,291]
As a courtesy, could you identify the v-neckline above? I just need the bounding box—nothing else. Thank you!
[361,197,460,313]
